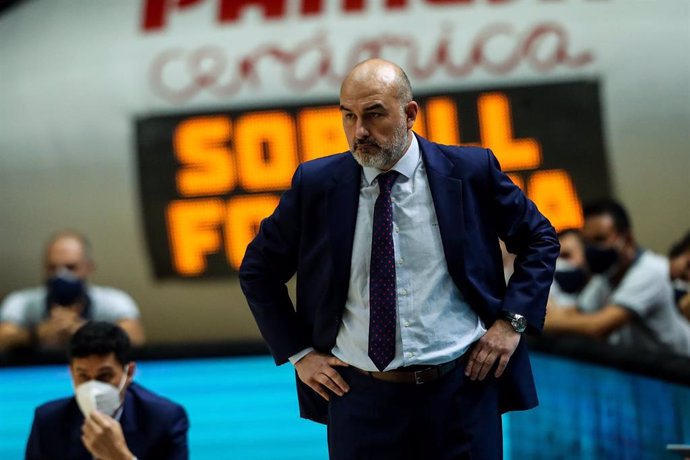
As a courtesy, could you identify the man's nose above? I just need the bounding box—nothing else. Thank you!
[355,119,369,139]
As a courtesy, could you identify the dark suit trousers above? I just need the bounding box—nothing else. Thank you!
[327,364,502,460]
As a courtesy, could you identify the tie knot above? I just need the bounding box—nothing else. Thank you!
[376,171,399,194]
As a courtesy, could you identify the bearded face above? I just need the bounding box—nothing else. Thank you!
[339,73,415,171]
[350,114,410,169]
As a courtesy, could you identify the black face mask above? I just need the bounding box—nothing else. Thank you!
[46,273,85,306]
[554,268,589,294]
[585,245,620,274]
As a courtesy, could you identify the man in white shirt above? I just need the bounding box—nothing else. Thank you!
[669,231,690,319]
[0,230,145,350]
[545,200,690,356]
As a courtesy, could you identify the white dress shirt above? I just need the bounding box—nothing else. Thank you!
[329,136,486,371]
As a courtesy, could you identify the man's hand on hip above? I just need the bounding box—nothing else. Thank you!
[294,351,350,401]
[465,319,521,381]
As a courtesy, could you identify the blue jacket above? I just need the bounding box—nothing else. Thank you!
[25,382,189,460]
[240,134,559,423]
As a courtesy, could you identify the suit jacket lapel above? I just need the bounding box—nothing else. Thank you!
[65,400,91,460]
[119,387,142,453]
[417,135,467,283]
[327,155,361,306]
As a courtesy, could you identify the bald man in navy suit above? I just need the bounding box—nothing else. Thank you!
[240,59,559,460]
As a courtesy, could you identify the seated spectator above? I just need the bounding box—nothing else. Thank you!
[0,231,145,351]
[544,200,690,357]
[549,229,589,308]
[669,230,690,319]
[26,321,189,460]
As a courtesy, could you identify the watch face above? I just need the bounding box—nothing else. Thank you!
[513,316,527,332]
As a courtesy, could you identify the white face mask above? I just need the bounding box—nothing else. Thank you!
[74,365,129,418]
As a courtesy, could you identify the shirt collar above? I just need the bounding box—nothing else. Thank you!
[113,404,124,421]
[362,134,420,185]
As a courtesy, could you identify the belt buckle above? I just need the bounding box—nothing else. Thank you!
[413,367,435,385]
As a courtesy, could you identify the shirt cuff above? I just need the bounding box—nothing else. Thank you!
[288,347,314,365]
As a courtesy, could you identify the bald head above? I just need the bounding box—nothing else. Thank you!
[340,59,413,105]
[44,230,94,280]
[339,59,418,170]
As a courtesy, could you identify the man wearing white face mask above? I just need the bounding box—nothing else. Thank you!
[26,322,189,460]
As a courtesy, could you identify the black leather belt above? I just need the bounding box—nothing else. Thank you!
[356,356,465,385]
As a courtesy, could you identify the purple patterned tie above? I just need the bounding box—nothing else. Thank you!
[368,171,399,371]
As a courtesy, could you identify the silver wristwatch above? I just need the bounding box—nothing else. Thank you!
[502,311,527,333]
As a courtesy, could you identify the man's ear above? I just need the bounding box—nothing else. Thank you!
[68,363,76,384]
[126,362,136,384]
[405,101,419,129]
[623,231,635,247]
[85,259,96,277]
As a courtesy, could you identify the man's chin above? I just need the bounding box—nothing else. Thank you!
[353,155,388,169]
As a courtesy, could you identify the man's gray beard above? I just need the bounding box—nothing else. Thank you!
[352,126,409,170]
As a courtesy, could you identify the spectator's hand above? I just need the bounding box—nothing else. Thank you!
[679,293,690,321]
[36,306,85,346]
[465,319,521,381]
[51,305,86,332]
[294,351,350,401]
[81,410,134,460]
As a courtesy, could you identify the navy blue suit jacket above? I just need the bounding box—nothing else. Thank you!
[240,134,559,424]
[25,383,189,460]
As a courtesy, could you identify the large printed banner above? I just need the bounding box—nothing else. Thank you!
[137,80,609,279]
[137,0,599,107]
